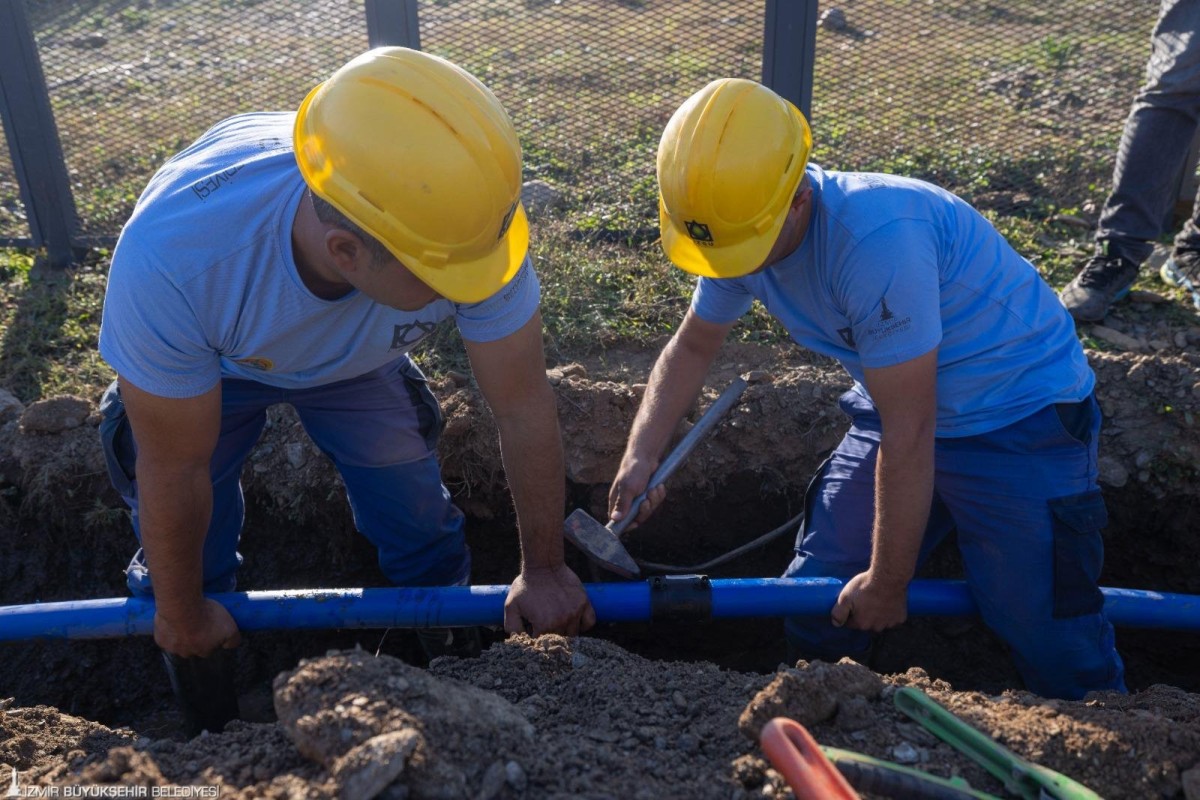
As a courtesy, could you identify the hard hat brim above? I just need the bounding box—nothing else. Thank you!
[400,201,531,305]
[658,197,785,280]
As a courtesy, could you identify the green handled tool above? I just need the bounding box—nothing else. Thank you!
[894,687,1105,800]
[821,746,1001,800]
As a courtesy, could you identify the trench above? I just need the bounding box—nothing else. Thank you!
[1,473,1197,739]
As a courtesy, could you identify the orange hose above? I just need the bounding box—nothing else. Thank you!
[759,717,862,800]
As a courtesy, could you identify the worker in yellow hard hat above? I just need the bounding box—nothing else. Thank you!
[97,47,594,735]
[610,78,1125,700]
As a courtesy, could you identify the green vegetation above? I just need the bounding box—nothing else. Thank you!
[0,250,111,402]
[0,0,1178,400]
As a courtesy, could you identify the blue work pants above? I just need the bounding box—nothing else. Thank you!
[783,390,1126,700]
[98,357,470,597]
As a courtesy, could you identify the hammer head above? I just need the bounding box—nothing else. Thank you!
[563,508,641,578]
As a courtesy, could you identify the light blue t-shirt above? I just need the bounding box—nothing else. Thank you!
[100,112,540,399]
[692,165,1093,437]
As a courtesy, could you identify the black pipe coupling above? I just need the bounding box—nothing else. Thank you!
[648,574,713,622]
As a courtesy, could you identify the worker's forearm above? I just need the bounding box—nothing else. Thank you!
[493,380,567,571]
[135,459,213,620]
[625,332,717,465]
[869,435,935,586]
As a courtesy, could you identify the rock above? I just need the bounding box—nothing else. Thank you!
[19,395,92,434]
[561,363,588,379]
[274,650,532,798]
[521,180,565,218]
[738,658,883,738]
[332,730,419,800]
[71,32,108,49]
[1128,290,1169,304]
[819,7,847,30]
[1178,332,1190,349]
[504,761,527,792]
[0,389,24,423]
[286,442,307,469]
[1090,325,1147,352]
[892,742,920,764]
[1097,456,1129,488]
[833,695,875,732]
[446,370,470,388]
[744,370,773,384]
[1182,764,1200,800]
[477,760,506,800]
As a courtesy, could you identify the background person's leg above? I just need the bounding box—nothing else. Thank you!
[1098,0,1200,263]
[936,396,1125,700]
[1063,0,1200,320]
[99,379,275,597]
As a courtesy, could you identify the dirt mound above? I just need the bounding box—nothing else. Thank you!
[5,640,1200,798]
[2,341,1200,796]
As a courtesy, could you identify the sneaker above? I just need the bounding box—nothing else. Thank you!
[1059,253,1140,322]
[1160,249,1200,311]
[415,626,483,663]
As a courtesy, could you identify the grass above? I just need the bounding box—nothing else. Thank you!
[0,0,1178,399]
[0,249,111,403]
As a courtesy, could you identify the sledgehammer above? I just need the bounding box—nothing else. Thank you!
[563,377,749,577]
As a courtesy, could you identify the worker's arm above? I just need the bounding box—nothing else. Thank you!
[118,377,241,657]
[830,348,938,632]
[609,308,735,528]
[463,311,595,637]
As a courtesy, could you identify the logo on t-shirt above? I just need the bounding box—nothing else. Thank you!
[191,165,243,201]
[866,295,912,341]
[685,220,714,246]
[234,356,274,371]
[390,320,438,351]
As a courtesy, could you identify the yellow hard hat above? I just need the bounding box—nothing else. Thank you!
[657,78,812,278]
[294,47,528,304]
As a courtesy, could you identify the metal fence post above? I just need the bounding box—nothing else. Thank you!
[762,0,818,119]
[365,0,422,50]
[0,0,82,267]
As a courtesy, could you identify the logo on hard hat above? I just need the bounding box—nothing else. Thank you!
[497,201,518,241]
[685,220,714,246]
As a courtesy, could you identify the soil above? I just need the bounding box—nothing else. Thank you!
[3,295,1200,798]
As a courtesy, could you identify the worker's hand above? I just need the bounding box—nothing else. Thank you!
[154,598,242,658]
[830,570,909,633]
[608,456,666,531]
[504,564,596,637]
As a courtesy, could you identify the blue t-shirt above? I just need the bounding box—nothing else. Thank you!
[99,112,540,399]
[692,166,1093,437]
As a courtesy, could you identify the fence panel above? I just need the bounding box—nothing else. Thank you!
[415,0,766,240]
[23,0,371,242]
[809,0,1159,219]
[0,116,32,245]
[8,0,1165,247]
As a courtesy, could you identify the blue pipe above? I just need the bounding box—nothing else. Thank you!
[0,579,1197,642]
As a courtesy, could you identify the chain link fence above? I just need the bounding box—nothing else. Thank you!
[0,0,1164,251]
[810,0,1160,223]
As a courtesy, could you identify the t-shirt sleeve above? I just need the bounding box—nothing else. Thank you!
[98,246,221,398]
[835,220,942,369]
[690,276,754,324]
[454,254,541,342]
